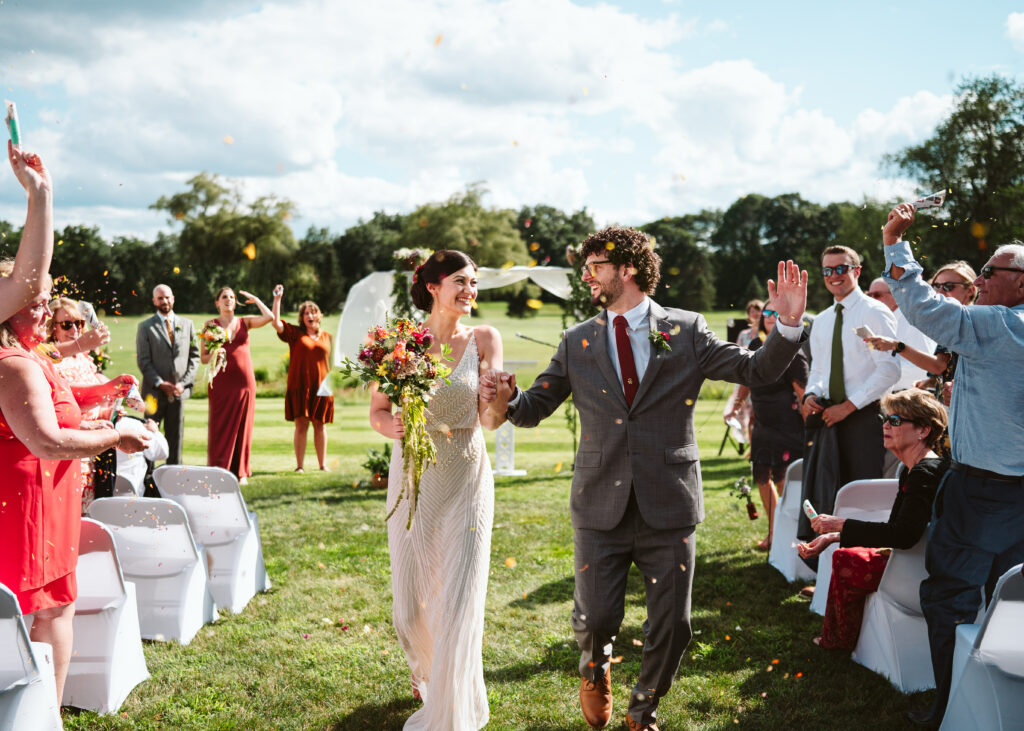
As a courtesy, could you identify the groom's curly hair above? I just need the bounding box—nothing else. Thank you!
[579,226,661,295]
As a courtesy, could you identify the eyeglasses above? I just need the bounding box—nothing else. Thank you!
[762,309,779,318]
[56,320,85,331]
[879,413,916,427]
[582,259,614,277]
[822,264,856,277]
[932,281,968,293]
[981,265,1024,279]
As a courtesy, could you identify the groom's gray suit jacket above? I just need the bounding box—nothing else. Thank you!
[508,300,804,531]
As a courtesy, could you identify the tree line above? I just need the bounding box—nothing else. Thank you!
[1,75,1021,317]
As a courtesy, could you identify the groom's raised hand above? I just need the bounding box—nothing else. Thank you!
[766,260,808,328]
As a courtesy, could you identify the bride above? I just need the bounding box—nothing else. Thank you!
[368,249,513,729]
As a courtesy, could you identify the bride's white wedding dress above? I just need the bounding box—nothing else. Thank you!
[387,334,493,730]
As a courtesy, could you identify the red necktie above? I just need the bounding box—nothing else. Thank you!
[614,315,639,407]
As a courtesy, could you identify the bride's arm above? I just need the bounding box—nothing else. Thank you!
[476,326,510,430]
[369,383,404,439]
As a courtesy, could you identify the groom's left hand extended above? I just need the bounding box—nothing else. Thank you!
[766,260,808,328]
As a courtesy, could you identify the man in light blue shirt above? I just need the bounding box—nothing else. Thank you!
[882,203,1024,728]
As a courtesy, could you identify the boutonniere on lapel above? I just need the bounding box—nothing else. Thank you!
[649,329,671,352]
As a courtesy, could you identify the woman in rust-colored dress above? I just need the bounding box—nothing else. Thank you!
[201,287,273,485]
[270,285,334,472]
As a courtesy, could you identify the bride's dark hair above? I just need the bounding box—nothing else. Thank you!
[410,250,477,312]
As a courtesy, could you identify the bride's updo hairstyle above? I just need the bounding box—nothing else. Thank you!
[410,250,477,312]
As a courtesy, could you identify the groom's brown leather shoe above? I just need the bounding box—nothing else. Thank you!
[579,667,612,728]
[625,716,660,731]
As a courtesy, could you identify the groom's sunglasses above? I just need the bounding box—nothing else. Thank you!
[821,264,856,277]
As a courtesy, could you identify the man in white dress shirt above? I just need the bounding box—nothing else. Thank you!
[867,277,935,392]
[798,246,900,550]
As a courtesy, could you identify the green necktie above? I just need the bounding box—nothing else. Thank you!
[829,303,846,403]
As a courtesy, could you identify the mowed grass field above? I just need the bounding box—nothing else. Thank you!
[61,303,932,730]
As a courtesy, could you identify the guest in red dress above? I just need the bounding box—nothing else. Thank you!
[0,262,148,705]
[798,388,948,650]
[270,285,334,472]
[201,287,274,485]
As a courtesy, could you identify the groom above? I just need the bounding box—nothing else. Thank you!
[482,226,807,730]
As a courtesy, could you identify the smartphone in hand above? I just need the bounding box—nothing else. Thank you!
[853,325,874,339]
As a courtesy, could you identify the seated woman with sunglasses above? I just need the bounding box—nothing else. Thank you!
[797,388,947,650]
[49,297,118,509]
[863,261,977,408]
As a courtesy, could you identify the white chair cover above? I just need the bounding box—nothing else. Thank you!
[768,459,817,583]
[810,478,899,616]
[851,536,935,692]
[62,519,150,713]
[153,465,270,614]
[0,584,62,731]
[87,497,218,645]
[941,564,1024,730]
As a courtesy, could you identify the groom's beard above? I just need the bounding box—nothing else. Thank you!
[591,280,623,309]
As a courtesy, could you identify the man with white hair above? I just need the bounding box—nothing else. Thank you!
[866,277,935,392]
[882,204,1024,729]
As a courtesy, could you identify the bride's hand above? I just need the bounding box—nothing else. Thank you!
[392,411,405,438]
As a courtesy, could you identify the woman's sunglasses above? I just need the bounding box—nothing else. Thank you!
[879,413,916,427]
[932,281,967,293]
[822,264,856,277]
[762,309,779,318]
[56,319,85,331]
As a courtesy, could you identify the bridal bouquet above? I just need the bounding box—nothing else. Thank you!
[201,322,231,386]
[342,316,451,528]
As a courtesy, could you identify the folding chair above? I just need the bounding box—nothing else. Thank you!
[0,584,62,731]
[87,497,217,645]
[62,519,150,713]
[809,478,898,616]
[767,459,816,583]
[941,564,1024,730]
[851,536,934,692]
[153,465,270,614]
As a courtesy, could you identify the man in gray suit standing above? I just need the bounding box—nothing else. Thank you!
[482,227,808,731]
[136,284,200,464]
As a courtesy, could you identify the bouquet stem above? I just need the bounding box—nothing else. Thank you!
[385,389,439,529]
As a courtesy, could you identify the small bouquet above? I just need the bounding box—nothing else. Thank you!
[201,322,231,386]
[730,476,759,520]
[341,316,451,528]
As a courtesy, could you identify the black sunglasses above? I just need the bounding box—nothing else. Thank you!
[981,265,1024,279]
[822,264,856,277]
[56,319,85,331]
[762,309,779,318]
[932,281,967,293]
[879,413,916,427]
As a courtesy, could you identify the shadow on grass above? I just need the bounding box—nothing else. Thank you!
[330,697,418,730]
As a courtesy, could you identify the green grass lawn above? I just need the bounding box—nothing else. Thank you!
[62,304,930,730]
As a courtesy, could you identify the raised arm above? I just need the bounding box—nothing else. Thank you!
[270,284,285,334]
[238,290,274,329]
[0,143,53,322]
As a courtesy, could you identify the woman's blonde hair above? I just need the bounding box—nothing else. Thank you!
[47,297,83,342]
[929,260,978,303]
[0,258,52,348]
[880,388,948,449]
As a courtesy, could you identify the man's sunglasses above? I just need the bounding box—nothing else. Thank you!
[822,264,856,277]
[981,265,1024,279]
[932,281,967,293]
[762,309,779,318]
[56,319,85,331]
[879,413,916,427]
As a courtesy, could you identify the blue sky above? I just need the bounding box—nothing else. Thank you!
[1,0,1022,241]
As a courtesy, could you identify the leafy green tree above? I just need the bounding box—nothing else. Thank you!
[640,217,716,311]
[514,204,595,267]
[151,172,299,303]
[888,74,1024,270]
[331,211,405,300]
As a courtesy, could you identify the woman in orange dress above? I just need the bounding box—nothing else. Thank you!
[270,285,334,472]
[0,262,148,705]
[201,287,273,484]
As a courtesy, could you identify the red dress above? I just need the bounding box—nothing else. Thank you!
[278,321,334,423]
[207,319,256,478]
[0,347,83,614]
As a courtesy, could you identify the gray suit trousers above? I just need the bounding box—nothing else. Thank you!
[573,491,695,727]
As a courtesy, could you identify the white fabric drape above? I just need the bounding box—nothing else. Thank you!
[333,267,572,365]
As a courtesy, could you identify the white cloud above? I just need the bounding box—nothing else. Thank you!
[1008,12,1024,52]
